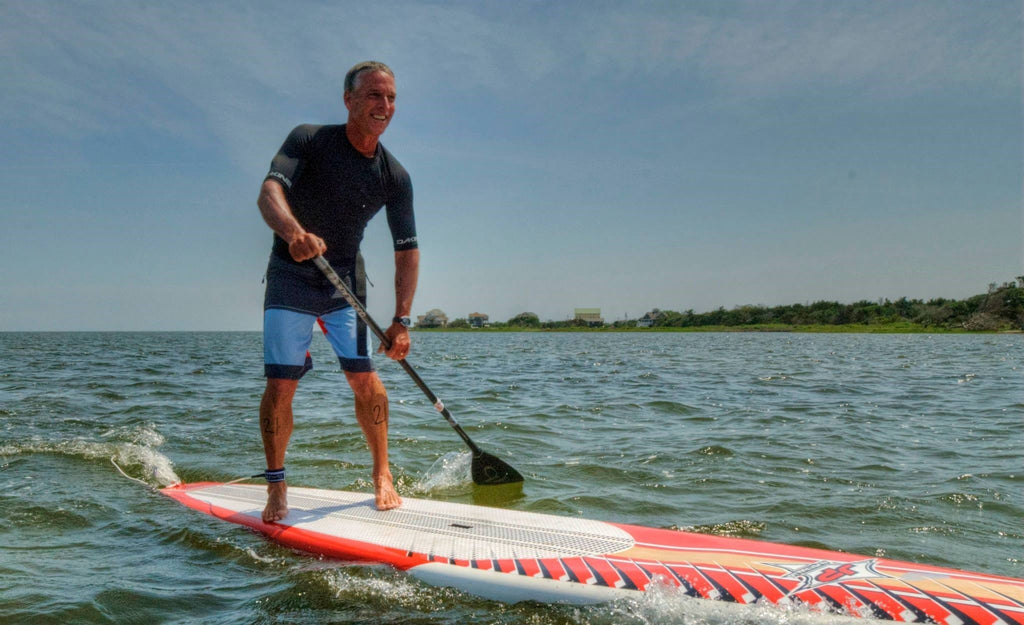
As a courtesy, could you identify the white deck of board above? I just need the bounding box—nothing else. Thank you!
[185,484,635,561]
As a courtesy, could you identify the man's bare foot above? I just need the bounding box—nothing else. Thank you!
[263,481,288,523]
[374,473,402,510]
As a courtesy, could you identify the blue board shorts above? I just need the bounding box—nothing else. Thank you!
[263,253,373,378]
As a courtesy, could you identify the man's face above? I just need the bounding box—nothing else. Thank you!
[344,70,396,139]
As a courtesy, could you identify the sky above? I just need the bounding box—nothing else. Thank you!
[1,0,1021,330]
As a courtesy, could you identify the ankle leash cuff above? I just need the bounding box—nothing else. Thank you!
[254,468,285,483]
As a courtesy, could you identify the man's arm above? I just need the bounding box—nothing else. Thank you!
[393,249,419,319]
[257,179,326,262]
[381,248,419,360]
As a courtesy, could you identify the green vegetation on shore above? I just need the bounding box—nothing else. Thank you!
[422,279,1024,333]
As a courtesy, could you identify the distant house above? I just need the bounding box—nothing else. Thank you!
[573,308,604,327]
[416,309,449,328]
[637,309,664,328]
[468,312,489,328]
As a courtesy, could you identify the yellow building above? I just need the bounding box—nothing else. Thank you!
[573,308,604,326]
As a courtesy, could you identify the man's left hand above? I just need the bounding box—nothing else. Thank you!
[380,324,410,360]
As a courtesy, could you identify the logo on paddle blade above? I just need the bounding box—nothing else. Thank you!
[767,559,889,595]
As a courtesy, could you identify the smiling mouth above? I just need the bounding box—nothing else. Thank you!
[372,115,388,121]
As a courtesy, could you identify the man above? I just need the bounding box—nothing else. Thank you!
[256,61,418,522]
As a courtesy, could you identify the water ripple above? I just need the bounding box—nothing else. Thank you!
[1,331,1022,624]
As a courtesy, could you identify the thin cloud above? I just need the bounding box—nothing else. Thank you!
[561,2,1019,97]
[4,1,1017,161]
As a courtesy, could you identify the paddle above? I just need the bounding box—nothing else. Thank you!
[312,255,524,485]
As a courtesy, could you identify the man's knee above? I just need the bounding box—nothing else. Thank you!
[264,378,299,406]
[345,371,386,402]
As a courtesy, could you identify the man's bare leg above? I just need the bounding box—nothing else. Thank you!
[346,371,402,510]
[260,377,298,522]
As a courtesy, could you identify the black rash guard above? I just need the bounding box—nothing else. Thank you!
[265,124,417,269]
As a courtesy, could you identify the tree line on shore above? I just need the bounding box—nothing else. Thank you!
[443,278,1024,331]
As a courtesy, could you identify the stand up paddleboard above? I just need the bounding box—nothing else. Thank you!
[162,482,1024,623]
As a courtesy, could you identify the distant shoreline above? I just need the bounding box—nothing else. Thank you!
[1,325,1019,334]
[418,280,1024,334]
[414,323,1017,334]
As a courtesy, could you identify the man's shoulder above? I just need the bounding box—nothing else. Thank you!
[379,144,411,183]
[287,123,343,142]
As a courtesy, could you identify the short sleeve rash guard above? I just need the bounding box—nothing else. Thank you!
[265,124,416,268]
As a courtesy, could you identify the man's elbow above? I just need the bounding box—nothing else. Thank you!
[257,180,279,213]
[396,248,420,266]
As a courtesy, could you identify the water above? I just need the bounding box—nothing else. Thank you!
[1,331,1021,624]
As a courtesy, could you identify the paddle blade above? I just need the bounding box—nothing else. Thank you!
[471,451,524,485]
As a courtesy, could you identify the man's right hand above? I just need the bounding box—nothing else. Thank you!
[288,232,327,262]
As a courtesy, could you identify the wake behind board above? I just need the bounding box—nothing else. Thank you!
[162,482,1024,623]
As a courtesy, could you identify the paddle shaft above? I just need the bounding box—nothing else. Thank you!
[312,256,483,455]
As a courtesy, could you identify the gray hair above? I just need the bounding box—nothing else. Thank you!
[344,61,394,93]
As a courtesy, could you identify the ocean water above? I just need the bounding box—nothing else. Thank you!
[1,331,1021,624]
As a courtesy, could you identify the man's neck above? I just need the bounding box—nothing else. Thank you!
[345,125,379,158]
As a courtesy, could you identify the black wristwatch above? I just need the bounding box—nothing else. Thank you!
[393,316,412,327]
